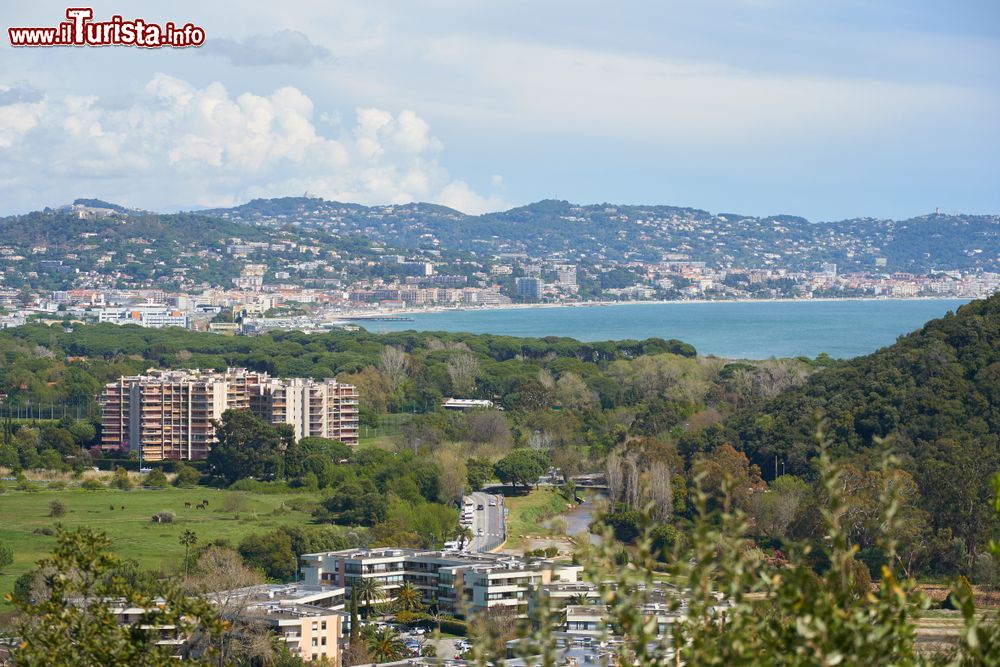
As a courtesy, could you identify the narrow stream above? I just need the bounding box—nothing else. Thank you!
[561,492,607,545]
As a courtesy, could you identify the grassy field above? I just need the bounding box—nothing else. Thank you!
[503,487,575,552]
[0,486,322,608]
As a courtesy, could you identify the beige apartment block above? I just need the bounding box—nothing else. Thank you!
[100,368,358,461]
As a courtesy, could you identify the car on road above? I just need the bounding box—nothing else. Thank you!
[477,528,484,535]
[489,500,497,507]
[476,503,484,510]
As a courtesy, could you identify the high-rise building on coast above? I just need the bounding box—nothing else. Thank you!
[100,368,358,461]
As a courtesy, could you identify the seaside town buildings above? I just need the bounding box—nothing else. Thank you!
[99,368,358,461]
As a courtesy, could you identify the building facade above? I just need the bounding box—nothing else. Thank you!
[99,368,358,461]
[97,304,188,328]
[300,548,581,618]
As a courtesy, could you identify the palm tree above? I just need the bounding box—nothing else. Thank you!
[351,576,385,619]
[395,582,423,612]
[569,592,592,606]
[455,526,475,550]
[179,529,197,582]
[365,627,407,663]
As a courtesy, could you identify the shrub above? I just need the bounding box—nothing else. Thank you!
[15,473,38,492]
[395,610,421,625]
[48,500,66,518]
[143,468,168,488]
[0,543,13,572]
[80,478,103,491]
[437,617,468,636]
[110,467,133,491]
[172,464,202,488]
[544,546,559,558]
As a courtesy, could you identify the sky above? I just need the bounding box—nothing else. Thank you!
[0,1,997,220]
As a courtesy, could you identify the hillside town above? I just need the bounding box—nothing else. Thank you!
[2,235,997,333]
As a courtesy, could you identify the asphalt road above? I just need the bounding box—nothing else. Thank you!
[468,491,505,552]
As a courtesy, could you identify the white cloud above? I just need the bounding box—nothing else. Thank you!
[0,75,506,214]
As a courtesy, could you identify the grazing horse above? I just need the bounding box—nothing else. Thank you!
[185,501,192,508]
[120,505,125,511]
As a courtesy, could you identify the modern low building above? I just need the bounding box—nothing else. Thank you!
[97,304,188,328]
[99,368,358,461]
[300,548,581,618]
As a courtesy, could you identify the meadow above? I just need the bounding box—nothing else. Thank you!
[0,485,321,608]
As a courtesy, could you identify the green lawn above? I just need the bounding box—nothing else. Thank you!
[503,487,574,551]
[0,486,321,608]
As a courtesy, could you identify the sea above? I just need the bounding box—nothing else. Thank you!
[364,298,971,360]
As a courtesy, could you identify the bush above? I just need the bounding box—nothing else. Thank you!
[48,500,66,518]
[172,464,201,488]
[395,610,422,625]
[80,478,103,491]
[143,468,168,488]
[110,467,133,491]
[15,473,38,492]
[0,543,13,572]
[845,558,873,599]
[544,546,559,558]
[437,618,468,636]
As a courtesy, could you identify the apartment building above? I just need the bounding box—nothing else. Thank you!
[108,584,347,664]
[299,548,581,618]
[216,584,347,663]
[100,368,358,461]
[251,377,360,442]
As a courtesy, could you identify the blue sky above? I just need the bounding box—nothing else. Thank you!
[0,0,997,220]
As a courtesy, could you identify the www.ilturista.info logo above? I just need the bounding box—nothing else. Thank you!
[8,8,205,48]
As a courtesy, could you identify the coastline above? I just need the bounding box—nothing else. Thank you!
[336,295,972,320]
